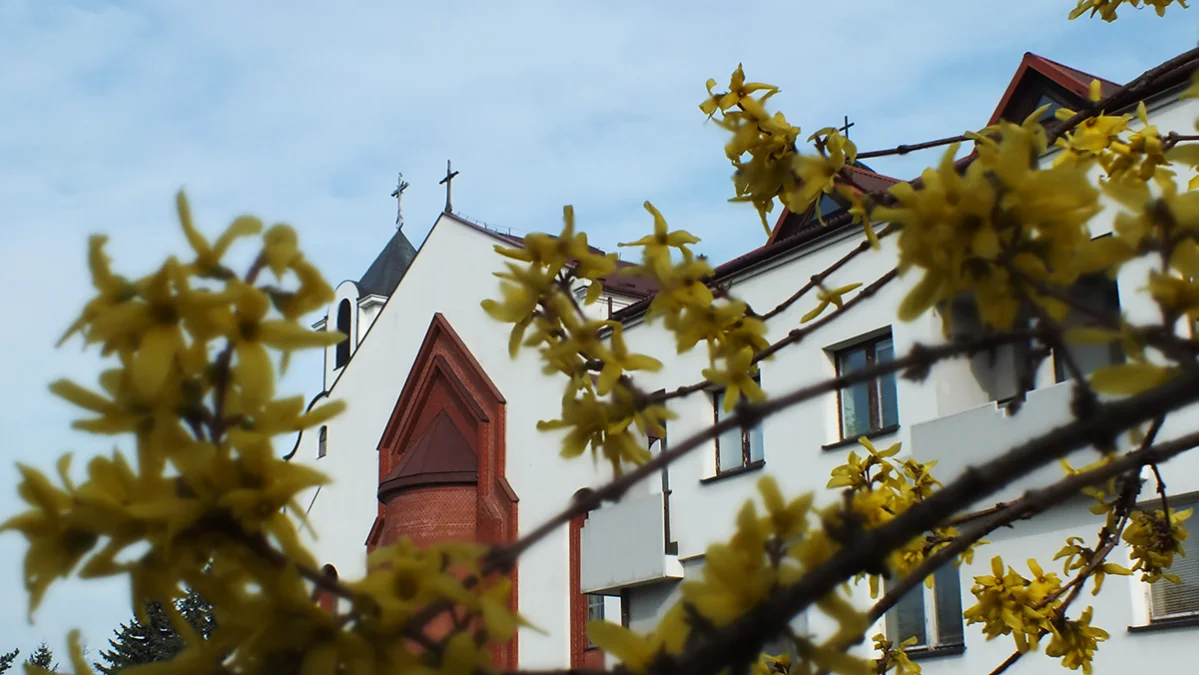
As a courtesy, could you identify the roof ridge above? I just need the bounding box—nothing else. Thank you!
[1027,52,1121,88]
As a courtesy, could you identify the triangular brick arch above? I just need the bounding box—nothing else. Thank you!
[367,312,519,668]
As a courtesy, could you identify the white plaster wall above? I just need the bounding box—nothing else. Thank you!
[289,93,1199,671]
[599,94,1199,669]
[291,214,632,668]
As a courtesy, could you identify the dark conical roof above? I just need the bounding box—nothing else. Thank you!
[358,228,418,296]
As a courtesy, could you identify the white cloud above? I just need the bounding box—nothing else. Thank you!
[0,0,1194,660]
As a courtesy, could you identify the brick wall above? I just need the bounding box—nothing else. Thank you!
[383,485,478,547]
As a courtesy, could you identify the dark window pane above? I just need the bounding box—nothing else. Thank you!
[933,564,965,646]
[838,348,870,437]
[749,423,764,463]
[335,300,352,368]
[888,586,927,647]
[875,339,899,428]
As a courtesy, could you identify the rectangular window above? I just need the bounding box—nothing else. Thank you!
[885,563,965,651]
[586,595,605,649]
[318,426,328,459]
[713,378,765,475]
[1054,272,1123,383]
[834,332,899,440]
[1147,496,1199,621]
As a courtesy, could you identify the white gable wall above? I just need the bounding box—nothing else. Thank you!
[292,214,635,668]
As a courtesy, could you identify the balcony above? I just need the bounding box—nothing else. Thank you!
[909,380,1132,511]
[579,491,684,594]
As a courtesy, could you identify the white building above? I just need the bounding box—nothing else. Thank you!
[288,51,1199,673]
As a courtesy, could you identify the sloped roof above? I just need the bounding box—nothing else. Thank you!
[609,48,1199,324]
[378,410,478,496]
[358,228,418,296]
[987,52,1122,126]
[767,163,901,245]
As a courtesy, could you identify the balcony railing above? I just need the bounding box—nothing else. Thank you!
[579,491,683,595]
[908,380,1133,511]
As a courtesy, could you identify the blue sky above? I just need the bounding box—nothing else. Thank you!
[0,0,1195,662]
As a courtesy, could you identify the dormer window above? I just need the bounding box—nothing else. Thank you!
[1034,93,1066,123]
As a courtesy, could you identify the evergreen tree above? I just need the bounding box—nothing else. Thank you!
[0,649,19,675]
[95,590,215,675]
[25,644,56,672]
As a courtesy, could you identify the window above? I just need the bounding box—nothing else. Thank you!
[1146,496,1199,622]
[1034,93,1066,123]
[335,299,352,369]
[1054,273,1123,382]
[713,380,765,474]
[318,426,328,459]
[586,595,605,649]
[834,332,899,439]
[886,563,965,652]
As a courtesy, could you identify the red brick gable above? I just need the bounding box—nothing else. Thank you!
[367,312,519,668]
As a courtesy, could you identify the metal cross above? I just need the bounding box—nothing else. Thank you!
[439,160,460,214]
[838,115,855,140]
[390,172,410,229]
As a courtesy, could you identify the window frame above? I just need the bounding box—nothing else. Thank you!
[585,594,605,650]
[833,331,899,441]
[1052,271,1124,383]
[884,563,965,654]
[1143,494,1199,623]
[711,376,765,476]
[318,426,328,459]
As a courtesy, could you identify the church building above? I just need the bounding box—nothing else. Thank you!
[288,51,1199,673]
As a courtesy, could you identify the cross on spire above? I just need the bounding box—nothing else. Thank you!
[390,172,410,230]
[838,115,855,140]
[439,160,460,214]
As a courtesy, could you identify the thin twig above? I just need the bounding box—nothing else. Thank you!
[988,650,1024,675]
[856,134,973,160]
[761,225,897,322]
[651,267,900,404]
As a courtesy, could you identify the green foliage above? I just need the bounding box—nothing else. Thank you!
[95,591,216,675]
[0,649,19,675]
[26,644,57,673]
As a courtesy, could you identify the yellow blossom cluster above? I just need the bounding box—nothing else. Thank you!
[620,203,771,411]
[481,206,675,472]
[964,557,1109,674]
[871,635,920,675]
[700,66,862,236]
[826,439,981,598]
[1122,505,1193,582]
[587,475,879,675]
[1069,0,1188,21]
[4,193,521,675]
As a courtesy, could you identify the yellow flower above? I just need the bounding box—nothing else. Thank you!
[175,190,263,279]
[699,63,780,119]
[703,347,765,412]
[801,282,863,323]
